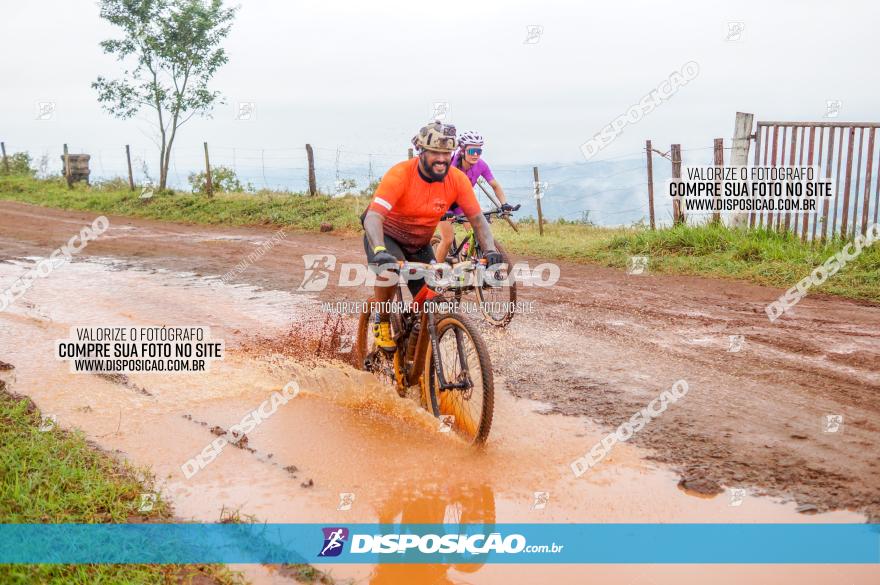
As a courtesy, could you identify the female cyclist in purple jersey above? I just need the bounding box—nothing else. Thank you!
[435,131,512,262]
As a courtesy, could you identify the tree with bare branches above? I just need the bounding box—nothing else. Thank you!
[93,0,237,190]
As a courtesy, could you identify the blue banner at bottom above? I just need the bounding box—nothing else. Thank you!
[0,524,877,564]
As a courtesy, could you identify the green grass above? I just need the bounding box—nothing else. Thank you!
[495,220,880,302]
[0,174,367,232]
[0,382,245,585]
[1,175,877,302]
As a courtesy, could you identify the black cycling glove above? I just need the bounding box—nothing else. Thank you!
[483,250,503,267]
[371,250,398,268]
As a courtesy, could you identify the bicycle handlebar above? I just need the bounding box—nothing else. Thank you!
[397,260,487,273]
[442,205,520,224]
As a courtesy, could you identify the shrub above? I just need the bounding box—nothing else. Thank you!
[0,152,36,177]
[360,179,380,197]
[188,166,253,194]
[94,177,132,191]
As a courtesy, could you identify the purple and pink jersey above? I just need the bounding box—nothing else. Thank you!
[451,151,495,187]
[448,151,495,215]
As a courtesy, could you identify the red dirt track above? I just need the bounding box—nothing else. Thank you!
[1,200,878,524]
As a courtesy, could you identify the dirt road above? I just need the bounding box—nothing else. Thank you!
[1,201,878,584]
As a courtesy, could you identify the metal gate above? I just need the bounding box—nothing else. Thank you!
[750,121,880,241]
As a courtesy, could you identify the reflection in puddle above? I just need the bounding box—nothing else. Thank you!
[367,483,496,585]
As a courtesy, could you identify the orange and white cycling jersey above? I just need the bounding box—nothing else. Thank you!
[367,158,481,252]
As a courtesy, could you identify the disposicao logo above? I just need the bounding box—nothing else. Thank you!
[318,527,349,557]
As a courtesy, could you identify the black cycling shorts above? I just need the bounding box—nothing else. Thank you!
[363,234,435,298]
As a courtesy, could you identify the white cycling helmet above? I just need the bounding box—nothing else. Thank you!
[458,131,484,147]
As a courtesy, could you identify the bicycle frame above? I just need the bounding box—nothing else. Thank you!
[444,206,517,266]
[442,229,480,293]
[447,225,478,263]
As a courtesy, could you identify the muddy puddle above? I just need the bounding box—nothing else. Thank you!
[0,255,874,585]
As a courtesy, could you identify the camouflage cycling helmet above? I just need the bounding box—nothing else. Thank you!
[413,120,457,153]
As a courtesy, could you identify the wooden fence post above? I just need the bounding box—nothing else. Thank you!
[729,111,754,228]
[305,144,317,195]
[750,124,762,229]
[125,145,135,191]
[645,140,656,230]
[861,128,875,236]
[671,144,683,225]
[63,143,72,188]
[820,127,836,242]
[803,127,817,242]
[1,142,8,173]
[873,133,880,228]
[713,138,724,224]
[203,142,213,197]
[783,126,799,234]
[533,166,544,236]
[840,127,855,237]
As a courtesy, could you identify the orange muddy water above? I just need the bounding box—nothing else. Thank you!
[0,254,875,585]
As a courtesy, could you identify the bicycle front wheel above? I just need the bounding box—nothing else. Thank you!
[422,312,494,444]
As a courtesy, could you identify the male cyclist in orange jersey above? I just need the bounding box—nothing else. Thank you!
[362,121,503,351]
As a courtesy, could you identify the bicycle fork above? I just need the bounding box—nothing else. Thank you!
[425,311,473,391]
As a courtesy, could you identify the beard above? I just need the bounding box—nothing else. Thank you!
[420,153,449,181]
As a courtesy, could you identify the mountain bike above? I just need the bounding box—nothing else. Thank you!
[354,262,494,444]
[431,206,520,327]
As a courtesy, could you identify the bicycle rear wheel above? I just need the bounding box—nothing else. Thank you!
[422,312,494,444]
[475,241,517,327]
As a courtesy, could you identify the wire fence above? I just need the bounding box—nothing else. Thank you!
[4,141,722,227]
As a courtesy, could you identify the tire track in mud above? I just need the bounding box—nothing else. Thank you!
[95,373,154,397]
[179,413,317,488]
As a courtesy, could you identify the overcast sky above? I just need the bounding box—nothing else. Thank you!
[2,0,878,178]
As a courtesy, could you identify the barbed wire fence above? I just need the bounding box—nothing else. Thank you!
[2,140,721,228]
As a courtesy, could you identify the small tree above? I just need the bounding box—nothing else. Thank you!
[93,0,236,190]
[575,210,596,226]
[334,178,358,195]
[188,166,252,193]
[360,178,380,197]
[0,152,36,177]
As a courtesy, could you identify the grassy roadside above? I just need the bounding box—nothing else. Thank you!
[494,220,880,302]
[1,175,878,302]
[0,175,365,232]
[0,378,246,584]
[0,375,342,585]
